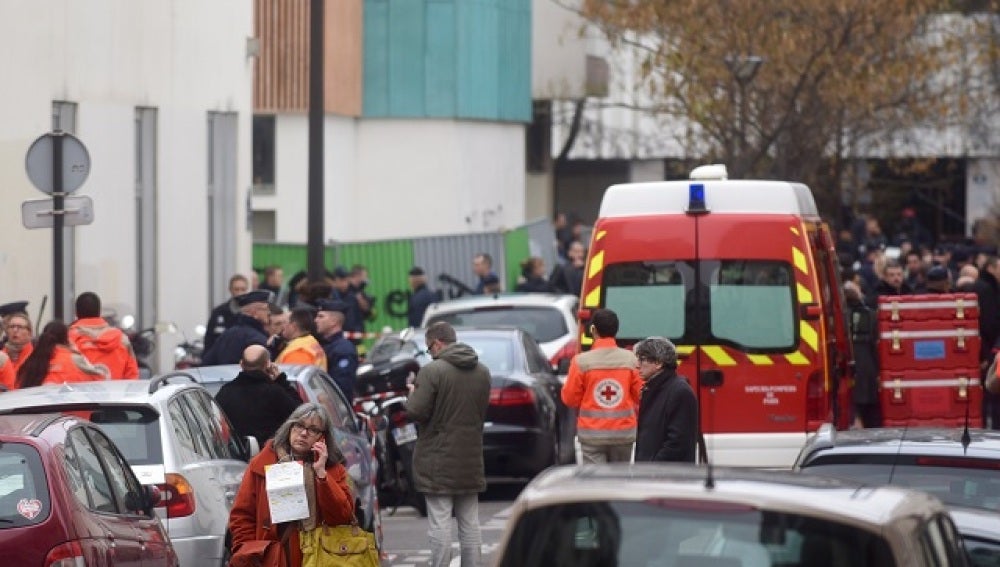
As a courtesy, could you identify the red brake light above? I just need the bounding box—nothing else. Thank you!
[489,386,535,406]
[915,456,1000,470]
[45,540,85,567]
[156,472,196,517]
[806,370,825,422]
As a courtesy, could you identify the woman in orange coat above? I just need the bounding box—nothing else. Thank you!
[16,320,107,389]
[228,402,355,567]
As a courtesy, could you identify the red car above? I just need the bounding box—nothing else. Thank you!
[0,412,177,566]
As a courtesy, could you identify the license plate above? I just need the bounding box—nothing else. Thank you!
[392,423,417,445]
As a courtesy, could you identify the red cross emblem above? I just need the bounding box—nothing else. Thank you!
[593,379,623,408]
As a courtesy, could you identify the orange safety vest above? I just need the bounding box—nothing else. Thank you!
[69,318,140,379]
[276,335,328,371]
[561,337,643,445]
[42,345,108,385]
[4,342,33,378]
[0,352,14,391]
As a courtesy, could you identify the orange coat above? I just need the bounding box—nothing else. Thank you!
[276,335,327,371]
[4,342,33,378]
[561,337,643,445]
[69,317,139,379]
[41,345,108,385]
[0,352,14,391]
[228,441,355,567]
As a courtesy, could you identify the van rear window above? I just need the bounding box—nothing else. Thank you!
[603,260,796,351]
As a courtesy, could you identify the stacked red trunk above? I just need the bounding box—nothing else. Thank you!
[877,293,982,427]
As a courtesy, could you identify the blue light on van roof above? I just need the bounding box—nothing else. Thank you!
[687,183,707,214]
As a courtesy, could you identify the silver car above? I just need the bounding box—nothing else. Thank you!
[495,463,969,566]
[0,376,257,567]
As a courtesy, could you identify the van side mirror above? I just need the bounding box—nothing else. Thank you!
[799,302,822,320]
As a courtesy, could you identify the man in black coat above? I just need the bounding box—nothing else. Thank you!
[407,267,438,328]
[214,345,301,447]
[314,299,359,402]
[633,336,698,462]
[974,256,1000,429]
[845,281,881,428]
[203,274,250,352]
[200,290,271,366]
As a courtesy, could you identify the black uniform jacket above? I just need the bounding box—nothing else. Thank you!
[634,368,698,463]
[215,369,301,447]
[200,315,268,366]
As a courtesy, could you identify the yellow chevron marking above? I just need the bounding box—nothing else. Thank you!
[800,321,819,352]
[785,351,810,365]
[677,345,696,356]
[790,226,800,236]
[747,354,774,365]
[588,250,605,279]
[792,246,809,275]
[797,283,814,303]
[702,346,737,366]
[584,286,601,307]
[595,230,607,241]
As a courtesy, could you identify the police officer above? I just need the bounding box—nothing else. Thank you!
[200,290,271,366]
[329,266,364,342]
[407,267,437,328]
[315,299,359,402]
[845,281,881,428]
[203,275,250,352]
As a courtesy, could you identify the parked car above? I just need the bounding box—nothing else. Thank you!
[362,327,577,475]
[0,411,178,566]
[421,293,579,375]
[494,463,970,567]
[0,376,255,567]
[185,364,381,542]
[794,425,1000,566]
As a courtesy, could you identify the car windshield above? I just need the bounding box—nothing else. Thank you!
[498,500,895,567]
[72,407,164,467]
[426,306,567,343]
[800,458,1000,514]
[0,443,49,529]
[602,260,796,350]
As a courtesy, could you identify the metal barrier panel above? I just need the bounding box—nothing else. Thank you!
[332,240,416,336]
[413,232,505,300]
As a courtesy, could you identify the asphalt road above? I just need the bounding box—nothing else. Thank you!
[378,481,526,566]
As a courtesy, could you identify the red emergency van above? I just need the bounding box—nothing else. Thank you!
[577,165,851,467]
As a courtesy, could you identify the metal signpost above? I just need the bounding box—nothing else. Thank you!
[23,131,92,320]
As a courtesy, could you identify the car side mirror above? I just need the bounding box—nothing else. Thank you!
[556,358,571,375]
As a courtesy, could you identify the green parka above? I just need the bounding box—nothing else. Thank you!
[406,342,491,494]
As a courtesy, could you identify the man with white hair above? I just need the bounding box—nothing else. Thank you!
[633,336,698,462]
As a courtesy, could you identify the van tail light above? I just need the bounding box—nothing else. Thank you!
[549,341,579,372]
[156,473,196,518]
[490,385,536,407]
[45,540,86,567]
[806,370,826,423]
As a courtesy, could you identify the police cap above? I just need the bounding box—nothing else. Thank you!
[235,290,272,307]
[316,299,348,314]
[0,301,29,318]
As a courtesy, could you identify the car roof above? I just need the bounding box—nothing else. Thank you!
[515,464,946,528]
[0,380,198,414]
[180,364,314,384]
[0,413,70,437]
[799,426,1000,461]
[425,293,577,313]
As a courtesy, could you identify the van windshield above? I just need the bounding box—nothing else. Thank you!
[497,500,896,567]
[603,260,796,351]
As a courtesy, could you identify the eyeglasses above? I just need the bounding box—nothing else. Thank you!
[291,422,325,436]
[5,324,29,331]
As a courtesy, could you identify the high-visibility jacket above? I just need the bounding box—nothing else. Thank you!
[276,334,327,371]
[69,317,139,379]
[41,345,108,385]
[4,342,33,377]
[561,337,643,445]
[0,352,14,391]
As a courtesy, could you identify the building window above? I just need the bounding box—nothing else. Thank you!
[252,115,276,195]
[252,211,276,242]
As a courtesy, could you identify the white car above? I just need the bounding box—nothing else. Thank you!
[494,463,970,567]
[0,376,257,567]
[421,293,579,374]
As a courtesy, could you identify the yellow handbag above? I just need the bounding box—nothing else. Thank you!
[300,521,379,567]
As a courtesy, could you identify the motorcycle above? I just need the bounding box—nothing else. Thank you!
[355,338,426,516]
[174,324,206,369]
[104,310,155,379]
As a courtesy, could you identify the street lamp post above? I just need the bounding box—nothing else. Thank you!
[725,54,763,177]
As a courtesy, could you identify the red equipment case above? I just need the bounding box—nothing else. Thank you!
[877,293,979,323]
[876,293,983,427]
[880,367,982,427]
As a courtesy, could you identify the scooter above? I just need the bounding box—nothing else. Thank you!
[356,391,426,517]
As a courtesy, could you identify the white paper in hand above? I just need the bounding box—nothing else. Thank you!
[265,461,310,523]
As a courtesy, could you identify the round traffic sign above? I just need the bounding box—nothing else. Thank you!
[24,132,91,195]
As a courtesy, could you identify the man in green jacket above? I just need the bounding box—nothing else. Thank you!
[406,322,491,567]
